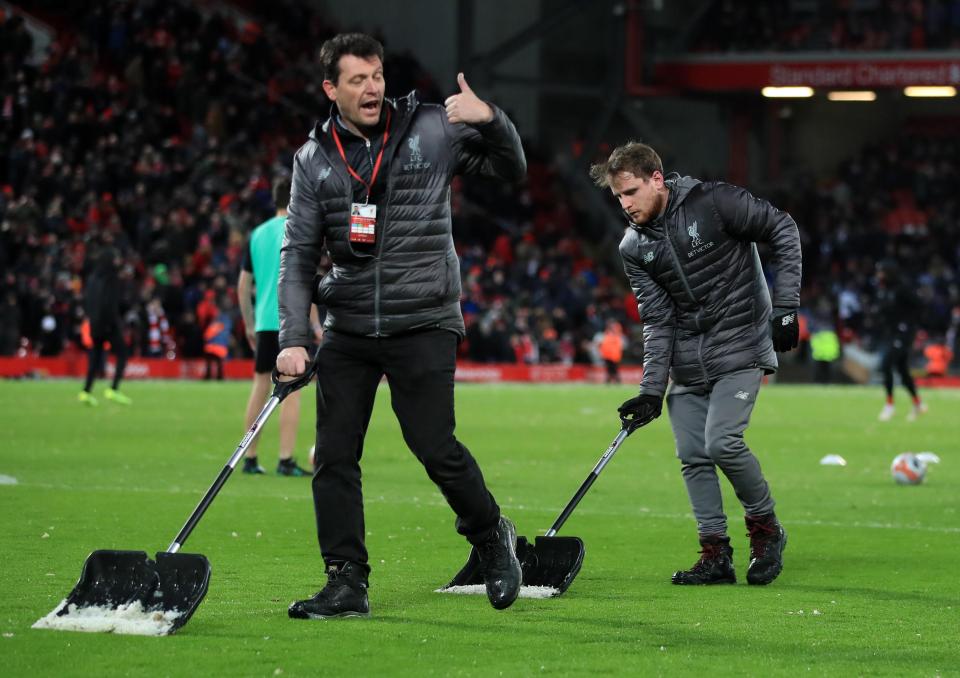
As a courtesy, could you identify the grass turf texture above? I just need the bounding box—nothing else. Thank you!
[1,380,957,676]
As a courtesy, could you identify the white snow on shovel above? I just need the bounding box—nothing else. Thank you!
[32,600,182,636]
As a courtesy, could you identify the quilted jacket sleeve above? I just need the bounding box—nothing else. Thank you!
[712,182,802,310]
[620,234,676,398]
[278,147,325,350]
[445,104,526,183]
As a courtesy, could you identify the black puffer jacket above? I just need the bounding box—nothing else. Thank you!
[278,91,526,347]
[619,175,802,396]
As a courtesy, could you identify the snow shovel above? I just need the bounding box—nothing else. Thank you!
[439,423,633,599]
[34,360,318,636]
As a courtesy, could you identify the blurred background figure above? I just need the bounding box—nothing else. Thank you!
[810,323,841,384]
[202,295,232,381]
[237,177,312,477]
[872,260,926,422]
[79,237,130,406]
[597,319,625,384]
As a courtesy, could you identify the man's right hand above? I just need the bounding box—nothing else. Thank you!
[276,346,309,376]
[618,393,663,432]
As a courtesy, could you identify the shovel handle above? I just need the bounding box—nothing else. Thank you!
[166,350,319,553]
[544,427,630,537]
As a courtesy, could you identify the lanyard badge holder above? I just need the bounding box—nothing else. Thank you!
[332,109,391,245]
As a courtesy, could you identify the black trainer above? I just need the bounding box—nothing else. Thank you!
[475,516,522,610]
[277,457,310,477]
[745,514,787,585]
[242,457,265,474]
[671,536,736,585]
[288,562,370,619]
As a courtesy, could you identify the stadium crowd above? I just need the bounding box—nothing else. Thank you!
[0,1,631,368]
[1,1,957,374]
[694,0,960,52]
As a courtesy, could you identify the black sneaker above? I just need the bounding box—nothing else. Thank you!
[277,458,310,477]
[745,514,787,585]
[475,516,522,610]
[242,457,266,475]
[288,562,370,619]
[671,536,736,585]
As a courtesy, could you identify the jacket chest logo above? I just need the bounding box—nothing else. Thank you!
[317,167,331,182]
[685,219,715,259]
[643,251,655,264]
[403,134,431,172]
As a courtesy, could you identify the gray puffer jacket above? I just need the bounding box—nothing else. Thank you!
[619,175,802,396]
[278,91,526,347]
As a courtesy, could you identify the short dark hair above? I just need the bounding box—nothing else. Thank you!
[589,142,663,188]
[319,33,384,84]
[272,177,291,210]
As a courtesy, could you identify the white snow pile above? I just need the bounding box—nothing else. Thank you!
[819,455,847,466]
[32,600,182,636]
[437,584,559,599]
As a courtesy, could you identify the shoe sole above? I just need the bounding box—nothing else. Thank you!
[747,530,788,586]
[671,575,736,585]
[290,610,370,620]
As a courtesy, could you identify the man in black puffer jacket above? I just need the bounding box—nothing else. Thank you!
[277,34,525,618]
[591,142,802,587]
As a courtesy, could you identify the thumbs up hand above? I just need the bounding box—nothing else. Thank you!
[444,72,494,125]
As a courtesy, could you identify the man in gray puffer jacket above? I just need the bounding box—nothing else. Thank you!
[591,142,801,587]
[277,34,525,618]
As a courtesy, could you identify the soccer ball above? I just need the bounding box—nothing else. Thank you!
[891,452,926,485]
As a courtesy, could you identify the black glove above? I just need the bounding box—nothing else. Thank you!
[618,393,663,432]
[771,308,800,352]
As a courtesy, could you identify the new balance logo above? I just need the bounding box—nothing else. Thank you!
[318,167,331,181]
[734,391,750,401]
[781,313,795,326]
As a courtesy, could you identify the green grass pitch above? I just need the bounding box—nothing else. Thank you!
[1,380,957,676]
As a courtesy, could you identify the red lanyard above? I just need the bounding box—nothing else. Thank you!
[331,107,391,203]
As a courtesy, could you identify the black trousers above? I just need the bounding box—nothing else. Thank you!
[312,329,500,571]
[881,339,917,398]
[84,324,126,392]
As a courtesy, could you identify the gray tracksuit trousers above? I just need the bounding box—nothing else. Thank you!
[666,369,775,536]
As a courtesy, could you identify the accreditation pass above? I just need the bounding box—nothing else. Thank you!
[349,203,377,244]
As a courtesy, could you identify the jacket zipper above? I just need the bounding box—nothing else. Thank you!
[363,138,384,337]
[662,224,711,384]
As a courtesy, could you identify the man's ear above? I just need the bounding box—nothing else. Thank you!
[321,79,337,102]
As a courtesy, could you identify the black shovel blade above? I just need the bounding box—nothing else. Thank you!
[518,536,585,594]
[62,550,160,610]
[44,549,210,635]
[440,535,585,596]
[152,551,211,632]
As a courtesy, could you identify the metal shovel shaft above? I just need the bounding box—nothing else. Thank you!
[167,395,281,553]
[544,428,629,537]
